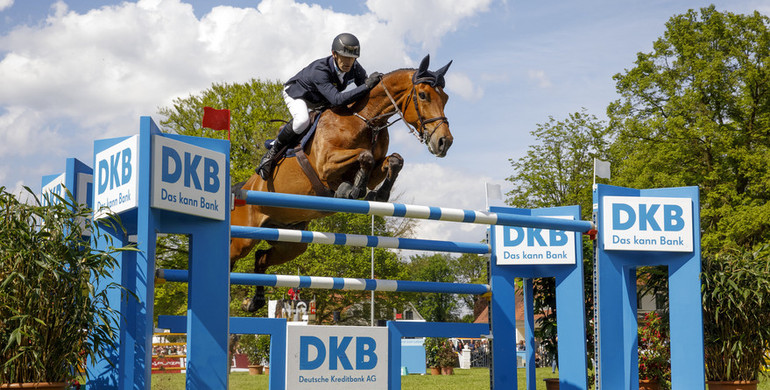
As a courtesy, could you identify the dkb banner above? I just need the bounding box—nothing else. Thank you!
[286,325,388,390]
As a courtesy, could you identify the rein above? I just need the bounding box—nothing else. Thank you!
[354,74,448,145]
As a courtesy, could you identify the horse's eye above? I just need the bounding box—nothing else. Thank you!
[418,92,427,100]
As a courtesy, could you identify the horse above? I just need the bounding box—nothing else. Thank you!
[230,55,454,311]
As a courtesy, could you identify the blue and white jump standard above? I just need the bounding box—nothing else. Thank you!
[593,185,705,389]
[87,117,231,390]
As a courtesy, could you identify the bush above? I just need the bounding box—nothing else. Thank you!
[437,340,458,368]
[239,334,270,365]
[0,187,133,384]
[424,337,444,368]
[702,246,770,381]
[638,311,670,383]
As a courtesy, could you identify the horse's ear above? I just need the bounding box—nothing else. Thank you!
[436,60,452,78]
[418,55,430,74]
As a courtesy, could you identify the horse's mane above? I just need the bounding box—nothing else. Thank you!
[333,68,414,116]
[383,68,415,77]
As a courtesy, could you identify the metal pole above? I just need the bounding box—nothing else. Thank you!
[371,214,375,327]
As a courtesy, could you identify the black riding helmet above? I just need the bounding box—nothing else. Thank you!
[331,33,360,58]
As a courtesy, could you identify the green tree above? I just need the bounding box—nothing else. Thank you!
[450,252,488,322]
[506,109,611,218]
[153,79,288,321]
[607,6,770,253]
[407,253,460,322]
[158,78,288,182]
[153,234,190,323]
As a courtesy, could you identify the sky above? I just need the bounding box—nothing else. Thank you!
[1,0,768,251]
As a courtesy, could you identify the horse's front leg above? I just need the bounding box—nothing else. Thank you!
[365,153,403,202]
[334,150,374,199]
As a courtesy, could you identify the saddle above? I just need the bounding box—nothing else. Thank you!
[260,111,333,197]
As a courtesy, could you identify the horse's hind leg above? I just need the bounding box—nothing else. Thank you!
[335,150,374,199]
[243,239,310,312]
[366,153,404,202]
[241,248,270,312]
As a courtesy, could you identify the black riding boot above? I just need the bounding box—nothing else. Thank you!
[257,122,300,180]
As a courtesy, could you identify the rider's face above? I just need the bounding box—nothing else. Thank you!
[333,52,356,73]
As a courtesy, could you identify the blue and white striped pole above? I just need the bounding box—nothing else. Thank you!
[238,190,594,233]
[231,225,491,254]
[156,269,491,295]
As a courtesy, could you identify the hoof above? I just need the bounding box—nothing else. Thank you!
[334,182,354,198]
[241,298,254,312]
[242,295,266,312]
[242,285,266,312]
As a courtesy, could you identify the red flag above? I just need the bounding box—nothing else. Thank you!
[202,107,231,139]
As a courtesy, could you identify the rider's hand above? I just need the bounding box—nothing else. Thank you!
[365,72,382,89]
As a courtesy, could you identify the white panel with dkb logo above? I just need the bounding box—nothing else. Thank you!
[286,325,388,390]
[494,215,577,265]
[93,135,139,219]
[151,135,227,221]
[601,196,693,252]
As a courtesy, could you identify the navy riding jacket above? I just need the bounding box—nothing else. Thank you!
[284,55,369,108]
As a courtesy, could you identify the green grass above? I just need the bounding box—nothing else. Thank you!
[150,368,547,389]
[151,368,523,389]
[89,367,770,389]
[146,368,770,389]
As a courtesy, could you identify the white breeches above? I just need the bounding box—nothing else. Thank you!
[283,89,310,134]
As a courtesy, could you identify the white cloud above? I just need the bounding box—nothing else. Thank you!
[365,0,492,52]
[0,106,62,157]
[0,0,491,192]
[0,0,485,127]
[528,69,552,88]
[389,162,501,246]
[0,0,12,12]
[446,72,484,101]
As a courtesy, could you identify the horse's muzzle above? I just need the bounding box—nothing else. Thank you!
[433,135,453,157]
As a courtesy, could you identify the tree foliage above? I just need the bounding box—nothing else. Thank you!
[158,78,289,182]
[608,6,770,253]
[406,253,461,322]
[451,252,488,320]
[506,109,611,219]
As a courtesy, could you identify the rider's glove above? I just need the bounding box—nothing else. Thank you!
[365,72,382,89]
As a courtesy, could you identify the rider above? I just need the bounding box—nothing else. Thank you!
[257,33,383,180]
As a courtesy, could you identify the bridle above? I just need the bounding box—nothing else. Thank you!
[353,73,448,145]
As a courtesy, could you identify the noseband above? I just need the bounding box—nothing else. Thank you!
[404,76,449,144]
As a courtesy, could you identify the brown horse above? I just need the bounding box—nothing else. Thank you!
[230,55,454,311]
